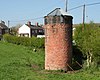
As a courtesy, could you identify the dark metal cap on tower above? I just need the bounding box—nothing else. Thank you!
[44,8,73,24]
[47,8,71,16]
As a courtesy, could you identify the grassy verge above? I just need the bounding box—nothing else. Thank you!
[0,41,100,80]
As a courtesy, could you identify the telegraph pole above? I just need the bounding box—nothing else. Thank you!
[8,20,10,28]
[8,20,10,34]
[65,0,68,12]
[83,4,85,30]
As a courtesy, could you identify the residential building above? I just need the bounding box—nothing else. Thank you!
[0,21,9,35]
[18,21,44,38]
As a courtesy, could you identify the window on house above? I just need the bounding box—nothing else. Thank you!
[32,30,34,33]
[39,30,42,33]
[35,30,37,33]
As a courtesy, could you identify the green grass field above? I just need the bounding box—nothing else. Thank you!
[0,41,100,80]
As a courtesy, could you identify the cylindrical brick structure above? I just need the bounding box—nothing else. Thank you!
[44,8,73,71]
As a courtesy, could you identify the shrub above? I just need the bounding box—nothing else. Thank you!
[0,35,3,40]
[3,34,45,48]
[74,22,100,68]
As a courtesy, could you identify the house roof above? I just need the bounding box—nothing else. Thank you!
[0,23,8,29]
[47,8,71,16]
[25,24,43,29]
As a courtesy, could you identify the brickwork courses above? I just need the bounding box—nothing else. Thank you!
[44,23,72,71]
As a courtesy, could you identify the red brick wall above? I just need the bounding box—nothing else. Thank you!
[44,23,72,71]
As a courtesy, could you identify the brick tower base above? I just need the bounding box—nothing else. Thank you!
[45,23,72,71]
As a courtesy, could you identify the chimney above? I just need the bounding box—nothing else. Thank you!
[35,22,39,26]
[27,21,31,27]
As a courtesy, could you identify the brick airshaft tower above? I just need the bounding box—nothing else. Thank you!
[44,8,73,71]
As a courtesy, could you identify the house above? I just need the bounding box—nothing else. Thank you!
[0,21,9,35]
[18,21,44,38]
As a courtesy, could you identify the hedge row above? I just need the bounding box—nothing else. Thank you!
[3,34,45,48]
[0,35,3,40]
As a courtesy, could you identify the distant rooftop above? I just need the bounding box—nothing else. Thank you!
[25,24,43,29]
[47,8,71,16]
[0,21,8,29]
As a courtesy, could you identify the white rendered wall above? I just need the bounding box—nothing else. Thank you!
[18,24,31,37]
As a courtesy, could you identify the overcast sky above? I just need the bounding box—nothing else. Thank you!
[0,0,100,26]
